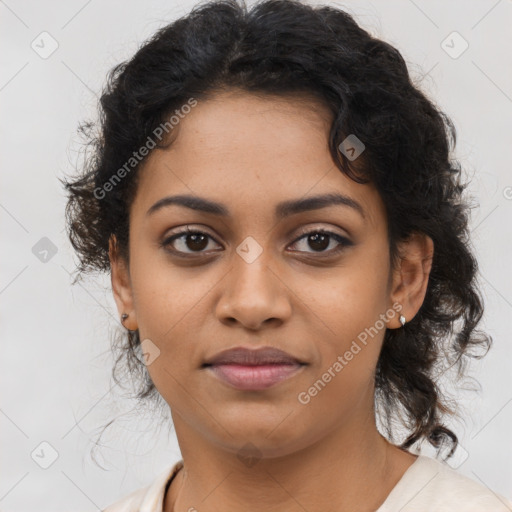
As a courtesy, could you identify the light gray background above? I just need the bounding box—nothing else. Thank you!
[1,0,511,510]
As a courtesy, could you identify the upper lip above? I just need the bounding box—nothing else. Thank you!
[203,347,305,366]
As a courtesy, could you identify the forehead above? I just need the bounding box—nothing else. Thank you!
[131,90,385,230]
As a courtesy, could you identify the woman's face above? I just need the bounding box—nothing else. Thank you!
[111,89,420,459]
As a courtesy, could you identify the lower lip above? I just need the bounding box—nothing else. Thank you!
[206,363,304,390]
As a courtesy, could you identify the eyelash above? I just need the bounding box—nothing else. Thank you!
[160,226,353,258]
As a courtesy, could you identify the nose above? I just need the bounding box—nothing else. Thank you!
[215,251,292,331]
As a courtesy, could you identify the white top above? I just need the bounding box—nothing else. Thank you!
[102,455,512,512]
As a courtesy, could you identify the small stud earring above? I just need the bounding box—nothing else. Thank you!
[121,313,129,324]
[399,314,406,327]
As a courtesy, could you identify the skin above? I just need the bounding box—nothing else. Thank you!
[109,89,434,512]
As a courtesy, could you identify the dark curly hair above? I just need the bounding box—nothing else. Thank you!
[61,0,491,461]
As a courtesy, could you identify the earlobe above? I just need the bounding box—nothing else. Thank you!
[109,235,138,331]
[387,232,434,329]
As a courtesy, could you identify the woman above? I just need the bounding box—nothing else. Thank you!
[61,0,512,510]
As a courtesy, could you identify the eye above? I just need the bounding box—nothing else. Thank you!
[161,226,221,255]
[289,229,353,255]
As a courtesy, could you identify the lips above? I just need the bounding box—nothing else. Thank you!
[202,346,304,367]
[202,347,307,390]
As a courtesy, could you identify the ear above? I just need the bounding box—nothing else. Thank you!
[387,231,434,329]
[109,235,138,331]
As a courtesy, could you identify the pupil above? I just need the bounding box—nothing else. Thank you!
[188,233,208,251]
[309,233,329,251]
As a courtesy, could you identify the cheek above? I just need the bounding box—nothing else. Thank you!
[298,247,391,395]
[129,250,221,380]
[294,278,388,428]
[129,243,209,336]
[307,250,390,341]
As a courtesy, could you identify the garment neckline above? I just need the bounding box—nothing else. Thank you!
[150,454,431,512]
[375,454,434,511]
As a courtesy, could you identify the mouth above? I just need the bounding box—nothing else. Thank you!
[203,362,306,390]
[202,346,307,391]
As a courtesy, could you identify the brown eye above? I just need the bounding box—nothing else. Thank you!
[161,228,221,255]
[289,230,353,255]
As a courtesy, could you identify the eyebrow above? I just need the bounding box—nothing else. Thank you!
[146,192,366,220]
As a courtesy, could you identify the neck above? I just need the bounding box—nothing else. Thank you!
[165,407,413,512]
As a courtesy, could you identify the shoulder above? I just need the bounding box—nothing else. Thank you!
[380,455,512,512]
[101,460,184,512]
[102,485,148,512]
